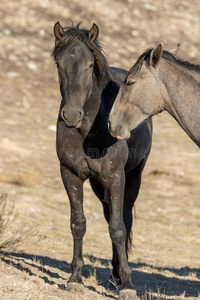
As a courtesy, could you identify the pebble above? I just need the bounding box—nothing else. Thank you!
[144,3,157,11]
[180,266,190,276]
[131,30,139,37]
[27,61,38,71]
[9,54,17,62]
[48,125,56,132]
[7,72,19,78]
[3,29,11,35]
[39,29,46,36]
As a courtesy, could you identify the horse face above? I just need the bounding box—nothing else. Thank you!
[109,58,165,139]
[55,40,95,128]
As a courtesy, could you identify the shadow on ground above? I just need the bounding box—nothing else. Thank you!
[1,252,200,299]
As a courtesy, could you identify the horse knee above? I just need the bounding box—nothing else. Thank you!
[71,217,86,239]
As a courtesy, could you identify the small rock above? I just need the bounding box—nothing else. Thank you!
[9,54,17,62]
[7,72,19,78]
[48,125,56,132]
[3,29,11,36]
[144,3,157,11]
[131,30,139,37]
[27,61,38,71]
[119,289,137,300]
[180,266,190,276]
[39,29,46,36]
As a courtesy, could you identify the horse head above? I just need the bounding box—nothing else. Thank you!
[53,22,100,128]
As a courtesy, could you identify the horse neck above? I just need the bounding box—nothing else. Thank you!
[80,77,119,141]
[160,60,200,146]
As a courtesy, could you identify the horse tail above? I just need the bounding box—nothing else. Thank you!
[128,204,137,254]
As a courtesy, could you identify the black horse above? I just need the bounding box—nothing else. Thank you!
[52,22,152,299]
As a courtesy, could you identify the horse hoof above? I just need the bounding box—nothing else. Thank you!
[66,282,84,293]
[119,289,137,300]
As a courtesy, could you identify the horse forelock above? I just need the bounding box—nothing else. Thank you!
[52,24,110,88]
[128,48,153,77]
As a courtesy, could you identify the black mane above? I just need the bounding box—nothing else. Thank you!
[52,23,112,88]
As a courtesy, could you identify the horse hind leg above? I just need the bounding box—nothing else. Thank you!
[90,178,137,300]
[105,170,138,299]
[110,163,142,279]
[115,178,141,298]
[89,179,120,287]
[116,162,145,300]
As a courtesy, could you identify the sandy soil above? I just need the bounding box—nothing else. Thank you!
[0,0,200,299]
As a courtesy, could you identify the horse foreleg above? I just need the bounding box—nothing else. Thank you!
[60,165,85,293]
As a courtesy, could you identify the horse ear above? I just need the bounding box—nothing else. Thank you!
[89,23,99,43]
[149,43,163,67]
[168,43,180,55]
[54,21,64,41]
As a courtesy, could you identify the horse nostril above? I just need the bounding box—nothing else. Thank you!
[62,110,67,121]
[108,120,111,131]
[77,111,83,122]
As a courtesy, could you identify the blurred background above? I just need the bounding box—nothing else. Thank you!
[0,0,200,299]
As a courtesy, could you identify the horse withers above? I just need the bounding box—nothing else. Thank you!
[52,22,152,299]
[109,43,200,148]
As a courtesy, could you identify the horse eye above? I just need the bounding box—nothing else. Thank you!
[89,63,94,68]
[126,80,135,86]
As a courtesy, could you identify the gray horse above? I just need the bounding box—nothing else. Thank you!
[109,43,200,148]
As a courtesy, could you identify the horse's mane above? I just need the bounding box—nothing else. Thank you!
[128,47,200,76]
[52,23,112,88]
[162,51,200,72]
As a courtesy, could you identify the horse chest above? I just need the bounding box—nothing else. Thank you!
[57,122,126,182]
[57,140,110,182]
[71,154,112,182]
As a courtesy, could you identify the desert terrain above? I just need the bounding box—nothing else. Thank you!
[0,0,200,299]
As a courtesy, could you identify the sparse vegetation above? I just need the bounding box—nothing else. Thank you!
[140,288,166,300]
[0,171,40,187]
[0,193,44,253]
[0,0,200,299]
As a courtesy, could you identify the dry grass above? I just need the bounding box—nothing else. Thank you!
[0,193,45,253]
[0,171,40,187]
[0,0,200,299]
[140,288,166,300]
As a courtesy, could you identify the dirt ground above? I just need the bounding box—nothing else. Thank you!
[0,0,200,299]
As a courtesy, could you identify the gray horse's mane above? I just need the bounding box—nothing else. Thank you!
[128,47,200,76]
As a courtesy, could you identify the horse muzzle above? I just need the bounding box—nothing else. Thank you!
[108,120,130,140]
[61,109,83,128]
